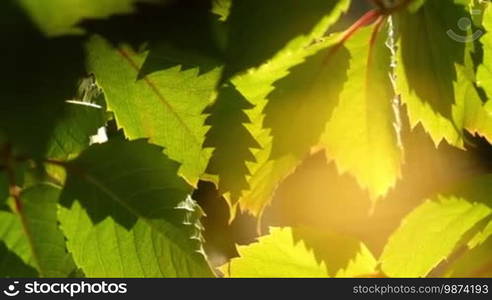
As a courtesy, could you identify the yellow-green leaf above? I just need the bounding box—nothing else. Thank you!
[321,22,403,199]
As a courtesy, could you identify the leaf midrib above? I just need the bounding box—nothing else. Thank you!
[77,171,207,273]
[116,48,205,154]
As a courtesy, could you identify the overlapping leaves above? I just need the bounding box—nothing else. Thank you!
[205,0,351,212]
[220,227,377,278]
[1,0,492,279]
[381,174,492,277]
[395,0,492,146]
[58,139,212,277]
[0,184,76,277]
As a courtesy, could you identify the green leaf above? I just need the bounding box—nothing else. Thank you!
[46,78,108,160]
[263,40,349,159]
[220,227,377,277]
[18,0,136,36]
[292,227,378,277]
[445,229,492,277]
[336,244,378,278]
[381,190,492,277]
[468,220,492,249]
[203,84,260,203]
[459,64,492,141]
[58,139,213,277]
[444,216,492,277]
[0,183,76,277]
[395,0,474,146]
[228,0,350,216]
[472,5,492,141]
[222,0,351,80]
[236,155,300,216]
[478,5,492,97]
[321,22,403,199]
[220,227,329,277]
[85,35,220,184]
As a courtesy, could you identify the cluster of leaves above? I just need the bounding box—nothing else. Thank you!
[1,0,492,277]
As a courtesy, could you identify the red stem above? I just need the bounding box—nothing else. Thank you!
[323,9,382,65]
[337,9,382,45]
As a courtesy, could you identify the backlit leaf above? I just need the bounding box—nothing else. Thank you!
[230,0,350,216]
[220,227,328,277]
[395,0,474,146]
[85,35,220,184]
[381,175,492,277]
[58,139,212,277]
[321,22,403,199]
[0,184,76,277]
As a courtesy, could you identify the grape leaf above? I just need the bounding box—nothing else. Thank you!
[444,218,492,278]
[395,0,474,146]
[445,236,492,277]
[335,244,378,278]
[448,174,492,249]
[442,176,492,278]
[468,220,492,249]
[321,22,403,199]
[0,184,76,277]
[85,35,220,185]
[222,0,351,80]
[381,185,492,277]
[228,0,350,216]
[82,1,225,184]
[263,40,349,159]
[459,64,492,142]
[292,226,377,277]
[220,227,377,277]
[220,227,328,277]
[203,84,260,203]
[478,3,492,96]
[58,139,213,277]
[473,5,492,140]
[17,0,136,36]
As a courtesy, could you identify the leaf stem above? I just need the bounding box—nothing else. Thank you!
[336,9,382,45]
[0,144,45,276]
[322,9,382,66]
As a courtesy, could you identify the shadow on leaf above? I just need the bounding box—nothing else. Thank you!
[263,45,350,159]
[203,84,261,203]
